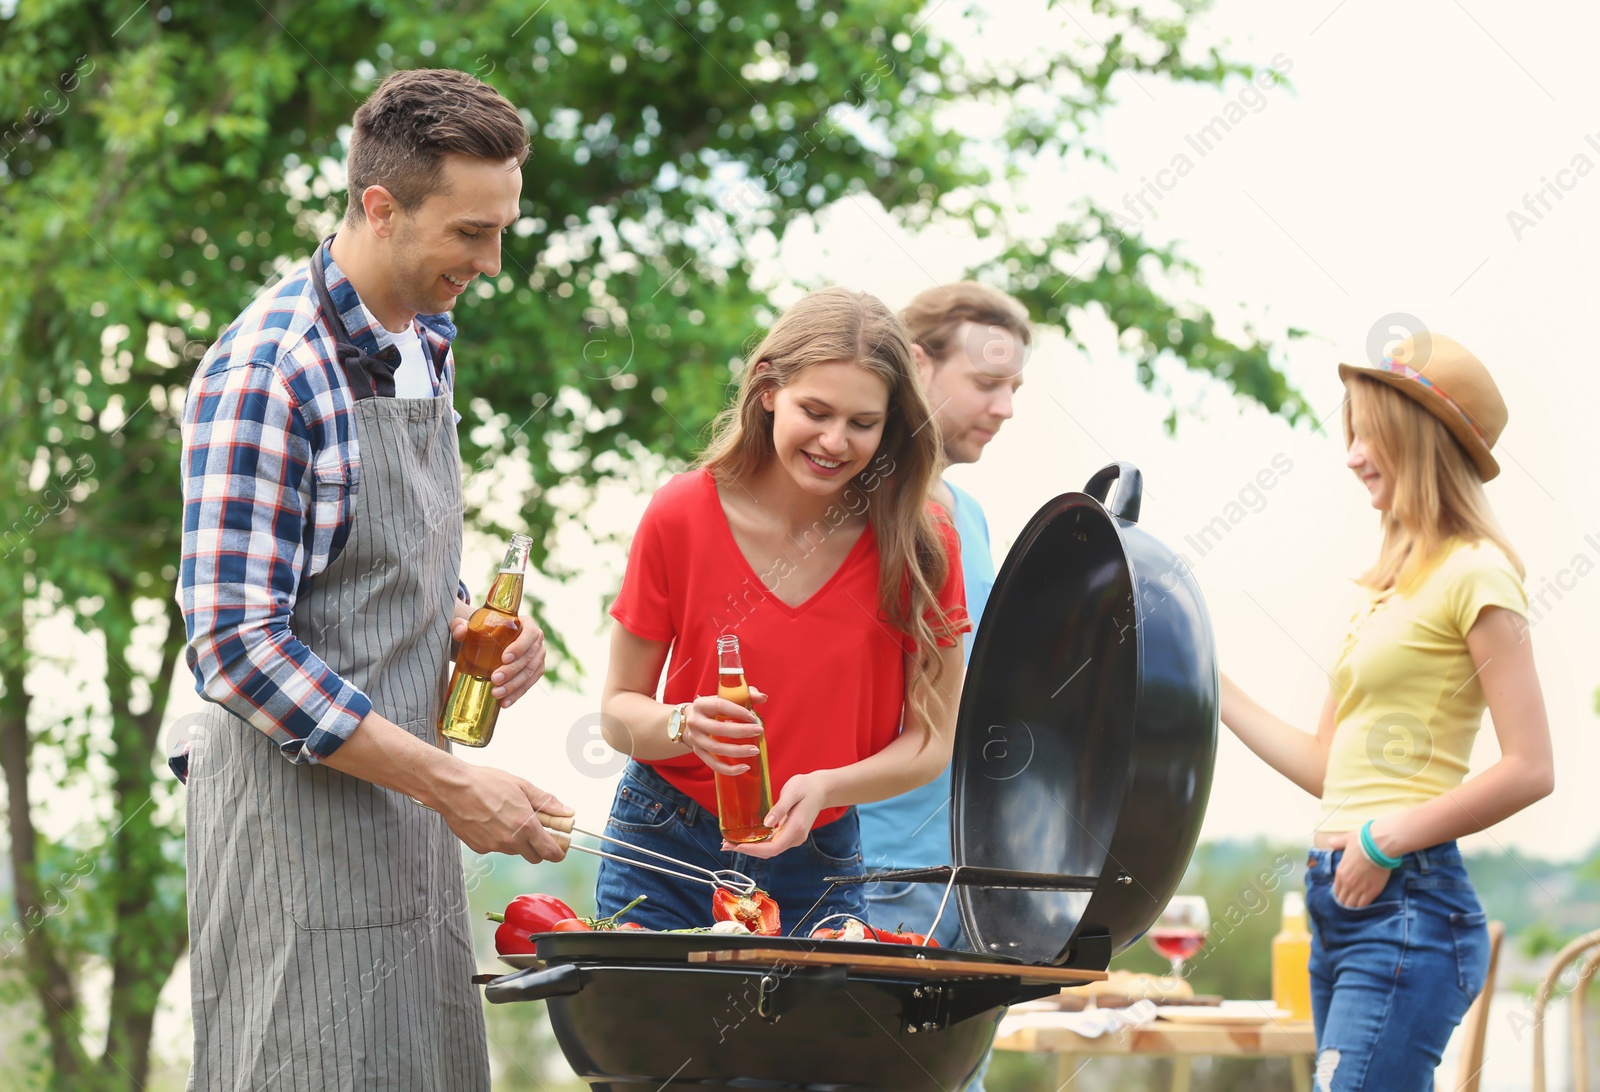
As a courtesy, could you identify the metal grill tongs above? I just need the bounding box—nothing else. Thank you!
[536,812,757,896]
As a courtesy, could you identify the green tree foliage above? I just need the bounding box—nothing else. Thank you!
[2,0,1305,1085]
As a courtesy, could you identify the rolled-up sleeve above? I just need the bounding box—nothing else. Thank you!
[177,357,372,762]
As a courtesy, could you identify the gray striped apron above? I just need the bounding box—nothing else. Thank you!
[186,262,487,1090]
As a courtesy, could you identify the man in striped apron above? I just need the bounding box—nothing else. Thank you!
[176,70,568,1090]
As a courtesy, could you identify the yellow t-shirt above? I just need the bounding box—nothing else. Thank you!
[1316,538,1527,832]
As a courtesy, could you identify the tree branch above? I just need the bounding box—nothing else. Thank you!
[0,601,85,1080]
[99,580,188,1089]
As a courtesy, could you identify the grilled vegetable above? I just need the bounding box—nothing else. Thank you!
[711,887,781,936]
[487,893,579,954]
[808,916,940,947]
[810,918,869,942]
[491,919,540,954]
[492,894,649,945]
[594,895,649,930]
[554,895,651,933]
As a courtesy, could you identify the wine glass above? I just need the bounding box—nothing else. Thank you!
[1147,895,1210,978]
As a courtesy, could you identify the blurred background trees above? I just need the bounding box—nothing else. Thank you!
[1,0,1306,1086]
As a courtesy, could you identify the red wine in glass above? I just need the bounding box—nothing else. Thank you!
[1148,928,1206,963]
[1149,896,1210,976]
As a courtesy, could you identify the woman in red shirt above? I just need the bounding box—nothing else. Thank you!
[596,286,970,932]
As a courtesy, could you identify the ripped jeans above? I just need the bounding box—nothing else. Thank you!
[1305,842,1489,1092]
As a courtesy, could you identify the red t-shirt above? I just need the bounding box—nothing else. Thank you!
[608,468,969,828]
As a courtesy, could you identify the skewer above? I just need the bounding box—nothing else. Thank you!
[923,869,958,946]
[535,812,757,896]
[406,795,757,897]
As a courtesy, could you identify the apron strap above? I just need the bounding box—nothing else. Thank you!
[311,235,399,401]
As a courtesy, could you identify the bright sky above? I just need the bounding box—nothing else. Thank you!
[139,0,1600,880]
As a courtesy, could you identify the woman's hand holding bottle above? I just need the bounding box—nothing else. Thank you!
[680,688,767,776]
[724,771,831,858]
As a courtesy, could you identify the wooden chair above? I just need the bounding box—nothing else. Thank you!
[1533,928,1600,1092]
[1568,944,1600,1092]
[1438,920,1504,1092]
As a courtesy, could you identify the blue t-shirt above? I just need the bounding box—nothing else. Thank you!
[856,480,995,872]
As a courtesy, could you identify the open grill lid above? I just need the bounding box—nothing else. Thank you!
[948,463,1218,966]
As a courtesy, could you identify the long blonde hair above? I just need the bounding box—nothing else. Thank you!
[698,287,958,735]
[1343,375,1523,591]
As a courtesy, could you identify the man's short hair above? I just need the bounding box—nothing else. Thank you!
[344,68,530,224]
[901,282,1032,365]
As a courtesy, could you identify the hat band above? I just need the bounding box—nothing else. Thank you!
[1377,356,1489,445]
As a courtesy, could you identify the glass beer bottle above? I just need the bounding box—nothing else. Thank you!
[713,634,774,843]
[439,532,533,747]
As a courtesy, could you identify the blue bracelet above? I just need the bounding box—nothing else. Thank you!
[1359,820,1403,869]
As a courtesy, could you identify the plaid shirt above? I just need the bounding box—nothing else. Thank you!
[177,239,463,765]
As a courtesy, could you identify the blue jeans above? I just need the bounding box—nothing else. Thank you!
[594,761,867,934]
[1305,841,1490,1092]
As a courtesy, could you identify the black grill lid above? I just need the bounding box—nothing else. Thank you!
[949,464,1217,965]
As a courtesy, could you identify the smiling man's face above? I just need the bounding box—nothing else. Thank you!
[379,153,523,320]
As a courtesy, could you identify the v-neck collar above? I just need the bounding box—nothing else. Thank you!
[705,470,877,618]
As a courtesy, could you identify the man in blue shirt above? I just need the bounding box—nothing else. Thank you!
[858,282,1030,945]
[858,283,1029,1091]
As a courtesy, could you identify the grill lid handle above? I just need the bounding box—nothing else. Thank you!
[484,962,583,1004]
[1083,462,1143,524]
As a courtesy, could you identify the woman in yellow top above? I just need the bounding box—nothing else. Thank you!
[1221,332,1554,1091]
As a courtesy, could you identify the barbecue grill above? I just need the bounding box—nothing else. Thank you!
[483,462,1219,1090]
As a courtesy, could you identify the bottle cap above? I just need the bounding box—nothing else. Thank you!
[1282,891,1305,918]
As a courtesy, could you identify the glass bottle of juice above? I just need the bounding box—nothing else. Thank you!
[439,532,533,747]
[1272,890,1314,1021]
[713,634,773,844]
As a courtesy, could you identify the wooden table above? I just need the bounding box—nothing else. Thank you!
[994,1009,1316,1092]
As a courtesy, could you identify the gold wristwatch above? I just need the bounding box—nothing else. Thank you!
[666,702,692,745]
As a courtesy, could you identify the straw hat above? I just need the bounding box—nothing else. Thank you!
[1337,332,1507,482]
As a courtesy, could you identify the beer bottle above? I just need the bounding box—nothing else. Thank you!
[713,634,774,843]
[439,533,533,747]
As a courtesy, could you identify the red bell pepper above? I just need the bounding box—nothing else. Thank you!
[712,887,781,936]
[499,893,578,932]
[491,894,650,950]
[492,918,539,954]
[487,893,578,955]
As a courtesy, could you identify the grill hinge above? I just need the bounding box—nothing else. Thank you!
[899,978,1053,1035]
